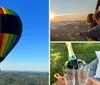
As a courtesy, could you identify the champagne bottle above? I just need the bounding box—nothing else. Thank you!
[65,42,78,69]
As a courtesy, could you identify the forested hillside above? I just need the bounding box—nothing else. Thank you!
[0,71,49,85]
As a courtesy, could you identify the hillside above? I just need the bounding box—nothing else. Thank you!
[50,20,88,41]
[0,71,49,85]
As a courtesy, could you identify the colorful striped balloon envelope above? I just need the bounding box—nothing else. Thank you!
[0,7,22,62]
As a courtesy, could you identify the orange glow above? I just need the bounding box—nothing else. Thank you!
[50,13,55,20]
[50,14,86,22]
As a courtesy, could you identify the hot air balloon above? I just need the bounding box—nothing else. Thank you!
[0,7,22,62]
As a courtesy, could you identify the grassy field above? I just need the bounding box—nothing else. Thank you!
[50,43,100,84]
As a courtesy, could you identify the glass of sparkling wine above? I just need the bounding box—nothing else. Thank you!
[62,66,75,85]
[63,60,88,85]
[76,62,88,85]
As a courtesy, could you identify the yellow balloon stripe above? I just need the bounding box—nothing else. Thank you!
[0,34,10,57]
[2,8,17,16]
[2,8,10,14]
[3,34,14,57]
[4,35,17,57]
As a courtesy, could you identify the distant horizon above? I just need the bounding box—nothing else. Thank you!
[50,14,87,22]
[50,0,97,22]
[51,19,86,23]
[1,69,49,72]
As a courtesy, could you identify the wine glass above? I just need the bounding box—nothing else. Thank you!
[62,60,88,85]
[76,63,88,85]
[62,66,75,85]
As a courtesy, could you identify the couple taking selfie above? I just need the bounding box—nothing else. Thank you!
[79,11,100,41]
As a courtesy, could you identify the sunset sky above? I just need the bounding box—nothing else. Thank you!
[50,0,97,22]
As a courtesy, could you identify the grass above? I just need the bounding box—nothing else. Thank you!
[50,43,100,84]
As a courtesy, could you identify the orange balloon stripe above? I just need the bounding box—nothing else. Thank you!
[0,8,4,14]
[0,34,17,57]
[0,34,9,56]
[0,7,17,16]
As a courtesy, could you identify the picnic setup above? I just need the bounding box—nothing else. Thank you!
[50,42,100,85]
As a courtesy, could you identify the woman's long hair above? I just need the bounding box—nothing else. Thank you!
[86,14,97,30]
[86,14,98,41]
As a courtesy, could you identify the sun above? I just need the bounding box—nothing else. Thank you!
[50,13,55,19]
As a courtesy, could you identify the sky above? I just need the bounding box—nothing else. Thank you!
[0,0,49,72]
[50,0,97,22]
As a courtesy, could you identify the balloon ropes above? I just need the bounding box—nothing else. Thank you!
[95,0,100,12]
[0,7,22,62]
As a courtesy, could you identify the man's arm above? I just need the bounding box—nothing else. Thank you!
[79,26,100,38]
[88,28,100,38]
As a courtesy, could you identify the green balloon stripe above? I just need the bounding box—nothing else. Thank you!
[2,8,17,16]
[2,34,12,56]
[3,34,15,57]
[4,35,17,57]
[8,10,13,15]
[10,10,18,16]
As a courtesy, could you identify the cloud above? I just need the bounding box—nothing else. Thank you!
[50,12,88,22]
[55,13,85,16]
